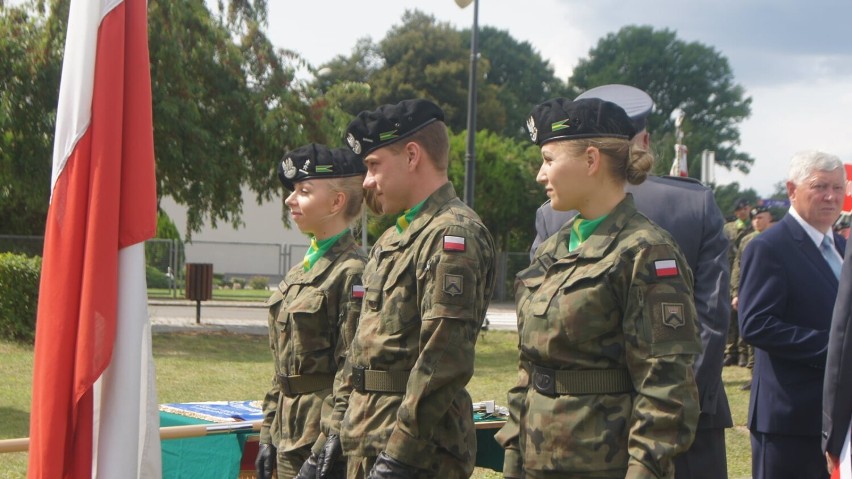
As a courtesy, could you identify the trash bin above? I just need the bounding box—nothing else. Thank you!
[185,263,213,323]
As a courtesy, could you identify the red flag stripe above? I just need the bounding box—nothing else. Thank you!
[28,0,157,477]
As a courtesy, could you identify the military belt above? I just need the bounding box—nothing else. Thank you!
[526,363,634,396]
[276,373,334,396]
[351,366,410,393]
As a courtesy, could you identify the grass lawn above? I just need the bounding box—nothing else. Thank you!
[1,330,755,478]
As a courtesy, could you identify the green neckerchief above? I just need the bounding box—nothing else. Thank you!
[568,214,608,252]
[736,218,748,230]
[303,228,349,271]
[395,199,427,233]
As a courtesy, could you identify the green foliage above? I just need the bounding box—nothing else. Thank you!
[248,275,269,290]
[448,130,541,252]
[0,4,63,235]
[713,183,760,220]
[569,26,753,176]
[0,253,41,343]
[146,264,171,289]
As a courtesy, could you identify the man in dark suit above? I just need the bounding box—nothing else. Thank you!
[739,150,846,479]
[530,84,733,479]
[823,226,852,474]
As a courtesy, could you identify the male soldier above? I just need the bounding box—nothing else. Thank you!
[530,84,733,478]
[723,197,753,367]
[731,205,774,390]
[302,99,496,479]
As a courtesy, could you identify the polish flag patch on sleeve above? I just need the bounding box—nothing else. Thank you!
[443,235,466,252]
[654,259,679,277]
[351,285,365,299]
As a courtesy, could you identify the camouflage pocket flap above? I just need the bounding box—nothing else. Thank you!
[557,260,612,292]
[287,290,325,314]
[264,287,286,307]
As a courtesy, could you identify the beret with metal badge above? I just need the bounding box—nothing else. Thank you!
[277,143,365,191]
[344,98,445,158]
[526,97,636,147]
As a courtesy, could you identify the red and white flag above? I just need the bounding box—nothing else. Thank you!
[834,426,852,479]
[27,0,161,477]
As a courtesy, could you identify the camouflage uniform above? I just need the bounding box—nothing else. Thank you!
[731,230,759,370]
[329,182,496,478]
[495,195,701,478]
[723,219,753,365]
[259,233,366,478]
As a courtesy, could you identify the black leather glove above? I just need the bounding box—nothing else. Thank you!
[293,453,318,479]
[316,435,344,479]
[255,443,276,479]
[366,451,423,479]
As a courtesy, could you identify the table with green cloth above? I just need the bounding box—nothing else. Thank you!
[160,406,506,477]
[159,411,251,479]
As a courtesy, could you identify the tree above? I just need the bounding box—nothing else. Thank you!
[448,129,541,252]
[569,26,753,177]
[148,0,314,237]
[0,2,64,235]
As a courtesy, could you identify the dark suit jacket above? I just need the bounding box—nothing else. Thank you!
[530,175,733,428]
[739,213,845,436]
[823,241,852,455]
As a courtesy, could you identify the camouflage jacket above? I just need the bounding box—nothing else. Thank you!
[731,230,759,298]
[330,182,496,475]
[724,219,753,266]
[495,195,700,478]
[259,233,366,452]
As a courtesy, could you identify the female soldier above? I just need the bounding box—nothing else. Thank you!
[495,98,701,478]
[256,144,367,479]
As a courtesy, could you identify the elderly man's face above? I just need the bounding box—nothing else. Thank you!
[787,169,845,232]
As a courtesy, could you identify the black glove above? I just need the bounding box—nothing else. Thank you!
[366,451,423,479]
[293,453,318,479]
[316,435,345,479]
[255,443,276,479]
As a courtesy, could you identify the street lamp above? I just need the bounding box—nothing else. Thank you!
[456,0,478,208]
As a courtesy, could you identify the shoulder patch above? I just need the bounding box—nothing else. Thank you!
[654,259,678,277]
[661,303,685,329]
[443,235,466,252]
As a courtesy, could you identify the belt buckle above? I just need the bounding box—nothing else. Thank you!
[533,366,556,396]
[352,366,366,392]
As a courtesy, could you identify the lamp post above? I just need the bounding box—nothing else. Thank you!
[456,0,478,208]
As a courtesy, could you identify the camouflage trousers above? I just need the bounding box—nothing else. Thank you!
[277,444,311,479]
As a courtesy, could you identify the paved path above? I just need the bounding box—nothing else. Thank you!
[148,300,518,335]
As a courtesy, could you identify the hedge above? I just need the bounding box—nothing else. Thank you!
[0,253,41,343]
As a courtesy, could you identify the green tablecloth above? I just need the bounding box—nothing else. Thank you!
[160,411,505,477]
[159,411,249,479]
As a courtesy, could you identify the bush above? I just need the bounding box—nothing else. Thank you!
[0,253,41,343]
[146,265,172,289]
[248,276,269,290]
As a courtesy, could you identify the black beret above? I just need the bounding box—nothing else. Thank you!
[575,84,654,132]
[277,143,365,191]
[526,97,636,146]
[751,205,770,216]
[734,197,751,209]
[344,99,445,158]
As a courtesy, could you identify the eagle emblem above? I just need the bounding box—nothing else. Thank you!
[346,133,362,154]
[281,157,297,179]
[527,116,537,143]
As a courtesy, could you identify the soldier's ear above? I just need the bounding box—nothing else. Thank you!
[585,146,601,177]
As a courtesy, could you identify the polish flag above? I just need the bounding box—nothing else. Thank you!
[352,285,365,299]
[834,426,852,479]
[27,0,161,477]
[443,235,466,252]
[654,259,679,278]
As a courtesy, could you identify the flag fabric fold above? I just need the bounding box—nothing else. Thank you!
[27,0,161,477]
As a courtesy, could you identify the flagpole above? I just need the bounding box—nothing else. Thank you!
[0,421,263,454]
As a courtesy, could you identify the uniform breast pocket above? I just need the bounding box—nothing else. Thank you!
[287,290,332,353]
[377,263,419,334]
[550,262,619,345]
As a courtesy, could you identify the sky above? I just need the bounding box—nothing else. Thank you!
[265,0,852,197]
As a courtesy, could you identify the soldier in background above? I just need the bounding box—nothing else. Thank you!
[531,84,732,478]
[731,205,774,390]
[723,198,753,367]
[303,99,496,479]
[256,144,368,479]
[497,97,700,478]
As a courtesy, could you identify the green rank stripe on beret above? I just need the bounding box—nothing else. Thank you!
[526,97,636,147]
[277,143,365,191]
[345,99,445,158]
